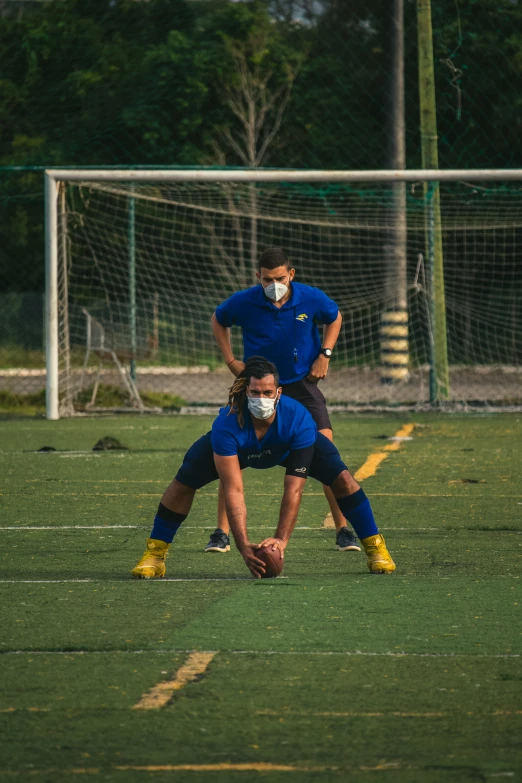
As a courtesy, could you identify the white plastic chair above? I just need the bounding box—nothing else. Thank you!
[80,308,144,410]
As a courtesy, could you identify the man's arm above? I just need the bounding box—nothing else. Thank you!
[259,474,306,554]
[214,453,266,577]
[211,313,245,377]
[258,445,313,553]
[307,311,343,382]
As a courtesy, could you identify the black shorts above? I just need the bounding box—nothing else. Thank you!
[281,378,332,431]
[175,432,347,490]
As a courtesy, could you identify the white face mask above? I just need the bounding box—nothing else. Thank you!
[263,281,289,302]
[247,395,279,420]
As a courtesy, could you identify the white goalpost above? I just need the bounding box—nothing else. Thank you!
[45,168,522,419]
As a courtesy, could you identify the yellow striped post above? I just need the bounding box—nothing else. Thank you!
[380,309,409,383]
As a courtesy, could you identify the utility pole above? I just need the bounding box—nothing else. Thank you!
[417,0,449,401]
[381,0,409,385]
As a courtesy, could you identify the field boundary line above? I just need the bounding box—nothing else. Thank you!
[2,649,519,658]
[324,423,416,528]
[133,651,216,710]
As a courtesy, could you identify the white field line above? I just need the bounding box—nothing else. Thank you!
[0,526,140,530]
[0,526,498,532]
[0,649,519,659]
[9,491,522,498]
[0,577,282,584]
[256,709,522,719]
[5,492,518,498]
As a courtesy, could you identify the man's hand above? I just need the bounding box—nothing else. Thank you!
[239,542,267,579]
[257,537,287,556]
[228,359,246,377]
[307,354,330,382]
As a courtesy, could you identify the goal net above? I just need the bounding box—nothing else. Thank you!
[48,171,522,416]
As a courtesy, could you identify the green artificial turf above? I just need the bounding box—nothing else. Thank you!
[0,413,521,782]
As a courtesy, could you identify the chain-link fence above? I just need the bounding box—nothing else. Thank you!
[1,0,521,405]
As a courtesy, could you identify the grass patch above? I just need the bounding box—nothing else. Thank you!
[0,414,521,781]
[74,384,186,411]
[0,346,45,369]
[0,388,46,415]
[0,385,186,416]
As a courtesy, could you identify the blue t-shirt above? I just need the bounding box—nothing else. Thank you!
[211,395,317,469]
[215,282,339,384]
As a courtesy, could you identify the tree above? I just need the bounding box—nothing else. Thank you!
[214,30,303,168]
[206,6,305,278]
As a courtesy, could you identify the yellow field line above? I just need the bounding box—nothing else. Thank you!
[132,652,215,710]
[115,763,329,772]
[354,422,415,481]
[0,764,333,776]
[323,423,415,528]
[322,515,337,529]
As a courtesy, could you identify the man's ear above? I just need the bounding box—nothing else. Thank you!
[255,270,261,282]
[289,268,296,281]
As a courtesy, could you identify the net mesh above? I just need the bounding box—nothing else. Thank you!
[56,178,522,413]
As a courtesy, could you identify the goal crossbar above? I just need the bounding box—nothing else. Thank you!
[47,169,522,184]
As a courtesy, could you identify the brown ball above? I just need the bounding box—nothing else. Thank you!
[256,545,284,578]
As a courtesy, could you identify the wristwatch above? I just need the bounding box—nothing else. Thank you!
[319,348,332,358]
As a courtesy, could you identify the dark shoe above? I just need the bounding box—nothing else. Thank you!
[336,526,361,552]
[204,528,231,553]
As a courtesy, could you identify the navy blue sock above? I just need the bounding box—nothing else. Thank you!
[150,503,187,544]
[336,489,378,540]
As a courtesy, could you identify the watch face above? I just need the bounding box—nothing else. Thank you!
[323,349,332,357]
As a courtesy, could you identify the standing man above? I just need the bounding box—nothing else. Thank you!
[205,246,360,554]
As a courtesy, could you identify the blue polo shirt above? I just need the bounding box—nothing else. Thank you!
[211,395,317,469]
[215,282,339,385]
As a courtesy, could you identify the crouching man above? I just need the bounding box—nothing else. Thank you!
[132,356,395,578]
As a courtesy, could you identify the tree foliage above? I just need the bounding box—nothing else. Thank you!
[0,0,521,291]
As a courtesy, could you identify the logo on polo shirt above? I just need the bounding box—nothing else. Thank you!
[248,449,272,460]
[295,467,307,473]
[296,313,308,322]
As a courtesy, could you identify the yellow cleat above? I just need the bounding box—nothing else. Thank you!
[361,534,396,574]
[131,538,170,579]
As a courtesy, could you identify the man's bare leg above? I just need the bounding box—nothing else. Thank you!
[319,428,361,551]
[318,427,349,533]
[217,481,230,535]
[204,480,232,552]
[161,478,196,515]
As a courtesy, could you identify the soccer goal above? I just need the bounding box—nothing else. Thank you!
[45,168,522,419]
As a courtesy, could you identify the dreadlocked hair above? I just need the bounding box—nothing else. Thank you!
[227,356,280,428]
